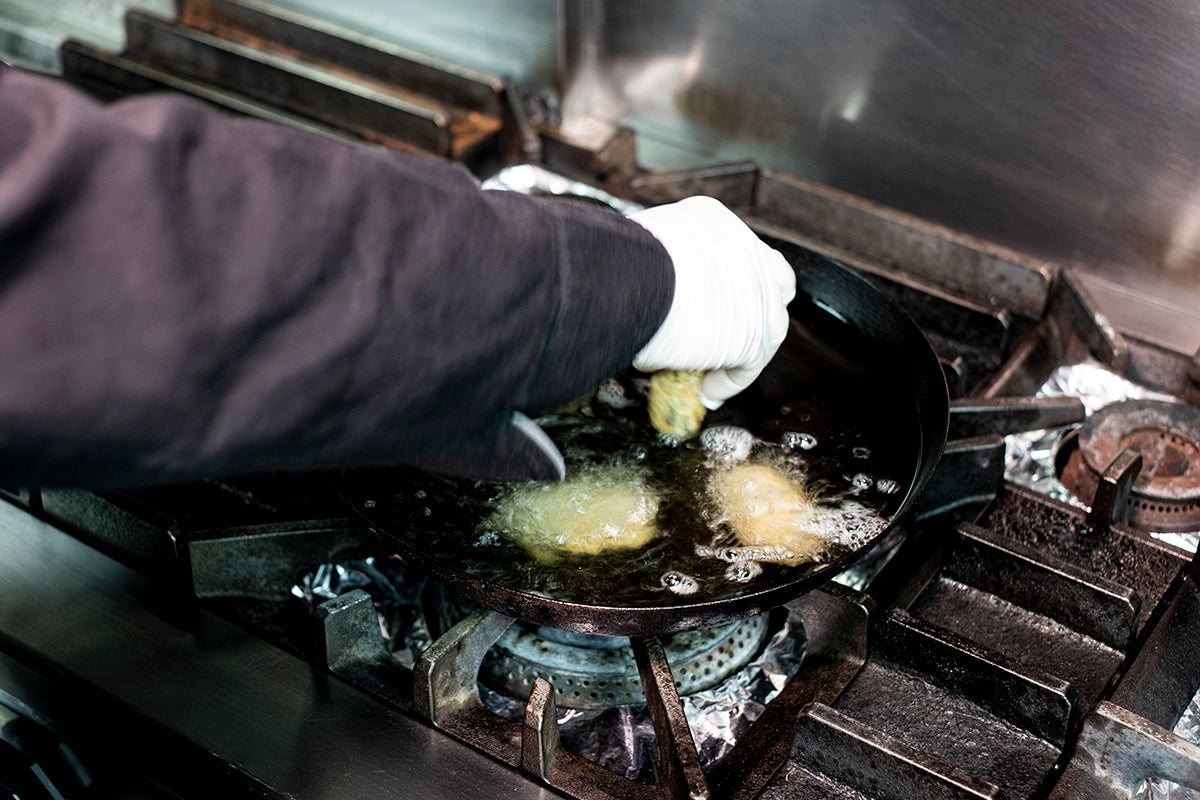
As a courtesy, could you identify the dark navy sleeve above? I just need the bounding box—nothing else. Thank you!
[0,66,674,487]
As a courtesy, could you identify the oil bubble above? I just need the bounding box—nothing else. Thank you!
[725,560,763,582]
[852,446,871,459]
[782,432,818,451]
[700,425,755,461]
[661,571,700,595]
[596,378,636,408]
[849,473,872,494]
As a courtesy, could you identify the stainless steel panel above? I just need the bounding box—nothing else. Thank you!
[0,0,172,69]
[267,0,558,85]
[572,1,1200,345]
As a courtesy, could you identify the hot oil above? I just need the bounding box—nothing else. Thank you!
[376,292,922,609]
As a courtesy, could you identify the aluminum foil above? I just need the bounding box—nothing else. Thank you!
[478,611,806,782]
[480,164,643,215]
[1003,357,1199,553]
[1139,782,1200,800]
[291,555,452,668]
[1135,694,1200,799]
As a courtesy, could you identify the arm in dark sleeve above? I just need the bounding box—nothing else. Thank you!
[0,66,674,487]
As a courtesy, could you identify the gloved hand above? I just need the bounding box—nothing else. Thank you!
[629,196,797,409]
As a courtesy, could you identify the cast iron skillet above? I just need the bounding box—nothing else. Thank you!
[340,244,948,637]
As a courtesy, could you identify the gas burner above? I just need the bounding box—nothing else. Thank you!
[480,614,772,709]
[1058,399,1200,532]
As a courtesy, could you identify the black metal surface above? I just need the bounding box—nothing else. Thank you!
[122,11,452,152]
[980,482,1189,636]
[830,611,1068,799]
[913,434,1007,519]
[709,585,873,800]
[947,396,1086,439]
[761,703,1004,800]
[344,248,950,637]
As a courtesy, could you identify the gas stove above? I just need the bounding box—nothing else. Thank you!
[3,3,1200,799]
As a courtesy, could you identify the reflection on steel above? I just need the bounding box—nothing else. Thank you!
[1049,702,1200,800]
[631,636,710,800]
[628,161,759,210]
[1053,269,1131,373]
[557,1,1200,329]
[981,271,1135,400]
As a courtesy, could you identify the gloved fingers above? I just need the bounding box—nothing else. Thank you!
[766,247,798,306]
[628,196,796,404]
[700,363,765,409]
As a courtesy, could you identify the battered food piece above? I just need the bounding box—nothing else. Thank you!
[648,369,707,441]
[484,465,661,563]
[708,462,826,565]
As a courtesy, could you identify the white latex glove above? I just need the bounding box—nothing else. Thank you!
[629,196,797,409]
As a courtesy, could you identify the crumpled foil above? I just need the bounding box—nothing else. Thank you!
[480,163,643,214]
[478,612,806,782]
[1134,694,1200,799]
[1003,357,1199,553]
[292,555,455,668]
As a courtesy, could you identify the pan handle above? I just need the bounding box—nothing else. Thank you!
[948,396,1085,439]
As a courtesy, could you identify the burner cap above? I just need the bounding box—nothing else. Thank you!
[1075,399,1200,531]
[480,614,772,709]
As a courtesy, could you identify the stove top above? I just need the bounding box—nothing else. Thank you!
[2,4,1200,799]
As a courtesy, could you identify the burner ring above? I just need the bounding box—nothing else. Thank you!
[1071,399,1200,531]
[481,613,773,709]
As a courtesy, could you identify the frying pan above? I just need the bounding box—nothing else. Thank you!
[340,243,948,637]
